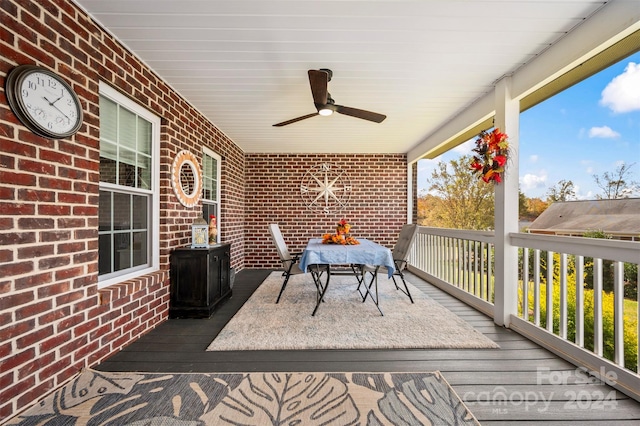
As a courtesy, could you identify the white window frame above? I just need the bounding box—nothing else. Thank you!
[202,147,221,239]
[98,82,160,289]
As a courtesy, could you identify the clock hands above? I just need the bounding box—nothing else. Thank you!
[43,95,71,122]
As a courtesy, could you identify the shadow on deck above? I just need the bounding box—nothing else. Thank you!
[96,269,640,425]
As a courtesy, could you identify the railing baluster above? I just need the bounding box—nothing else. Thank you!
[560,253,568,339]
[473,240,478,297]
[593,258,603,357]
[485,244,495,303]
[480,242,486,300]
[547,250,554,333]
[613,261,624,366]
[534,249,540,326]
[522,247,529,320]
[575,255,584,347]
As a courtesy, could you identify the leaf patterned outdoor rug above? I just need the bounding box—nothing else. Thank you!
[8,369,480,425]
[207,272,498,351]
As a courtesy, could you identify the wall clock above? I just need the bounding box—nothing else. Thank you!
[300,162,351,214]
[5,65,83,139]
[171,150,203,208]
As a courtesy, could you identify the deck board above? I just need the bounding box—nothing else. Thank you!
[96,269,640,424]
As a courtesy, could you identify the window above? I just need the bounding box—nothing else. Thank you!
[202,147,221,240]
[98,83,160,287]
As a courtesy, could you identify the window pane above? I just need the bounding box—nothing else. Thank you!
[99,191,112,231]
[113,193,131,230]
[137,154,151,190]
[119,107,137,150]
[203,177,214,200]
[114,232,131,271]
[99,234,112,275]
[133,231,147,267]
[99,96,117,142]
[100,141,117,184]
[118,148,137,187]
[137,117,152,155]
[132,195,147,229]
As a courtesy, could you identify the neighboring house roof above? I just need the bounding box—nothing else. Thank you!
[528,198,640,238]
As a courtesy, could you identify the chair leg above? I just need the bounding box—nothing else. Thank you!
[360,270,383,316]
[275,272,291,304]
[393,270,414,303]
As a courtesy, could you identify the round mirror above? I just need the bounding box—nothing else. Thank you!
[171,150,202,207]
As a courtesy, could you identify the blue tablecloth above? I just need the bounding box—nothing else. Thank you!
[300,238,395,278]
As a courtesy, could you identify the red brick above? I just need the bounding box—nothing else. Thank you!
[0,170,36,186]
[38,305,71,326]
[18,351,55,379]
[0,347,36,372]
[17,244,55,259]
[15,272,53,291]
[17,158,56,175]
[0,291,35,311]
[15,300,53,322]
[40,330,72,354]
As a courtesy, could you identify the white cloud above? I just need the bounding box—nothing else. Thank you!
[520,172,547,193]
[453,139,475,155]
[529,154,539,163]
[588,126,620,138]
[600,62,640,113]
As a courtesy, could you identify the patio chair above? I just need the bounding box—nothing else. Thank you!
[268,223,326,303]
[360,223,418,303]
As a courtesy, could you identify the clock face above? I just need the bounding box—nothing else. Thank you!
[6,65,83,139]
[301,162,351,214]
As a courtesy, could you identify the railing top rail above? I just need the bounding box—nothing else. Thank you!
[417,226,495,243]
[510,232,640,263]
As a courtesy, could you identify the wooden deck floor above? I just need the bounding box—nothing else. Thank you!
[96,269,640,425]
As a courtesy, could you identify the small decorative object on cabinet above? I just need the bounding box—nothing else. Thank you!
[169,244,232,318]
[208,215,218,244]
[191,217,209,248]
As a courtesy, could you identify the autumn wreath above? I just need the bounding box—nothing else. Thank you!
[470,128,510,184]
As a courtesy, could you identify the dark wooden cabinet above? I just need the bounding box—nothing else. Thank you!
[169,244,232,318]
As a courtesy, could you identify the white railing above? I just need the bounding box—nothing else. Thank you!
[408,226,640,401]
[409,227,495,317]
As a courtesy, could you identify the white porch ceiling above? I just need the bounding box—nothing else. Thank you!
[74,0,608,155]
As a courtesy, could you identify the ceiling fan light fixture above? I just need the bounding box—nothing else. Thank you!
[318,108,333,116]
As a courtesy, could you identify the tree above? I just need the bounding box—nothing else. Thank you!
[425,155,495,230]
[525,197,549,219]
[546,179,576,202]
[593,162,639,199]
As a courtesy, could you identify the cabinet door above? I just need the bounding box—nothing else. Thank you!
[220,247,231,294]
[208,249,222,303]
[172,252,208,307]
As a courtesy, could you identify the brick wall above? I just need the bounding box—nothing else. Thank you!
[245,154,408,268]
[0,0,245,421]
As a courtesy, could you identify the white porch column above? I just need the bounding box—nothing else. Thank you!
[493,76,520,327]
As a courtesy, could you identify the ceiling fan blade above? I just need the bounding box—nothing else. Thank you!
[308,70,328,105]
[335,105,386,123]
[272,112,319,127]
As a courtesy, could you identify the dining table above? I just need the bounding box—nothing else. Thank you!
[299,238,395,316]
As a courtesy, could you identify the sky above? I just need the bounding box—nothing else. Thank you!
[417,51,640,200]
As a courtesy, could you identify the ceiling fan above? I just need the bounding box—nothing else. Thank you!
[273,69,386,127]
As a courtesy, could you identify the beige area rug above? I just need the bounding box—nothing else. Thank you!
[207,272,498,351]
[8,369,480,425]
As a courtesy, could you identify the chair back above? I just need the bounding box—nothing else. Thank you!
[268,223,293,268]
[392,224,418,262]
